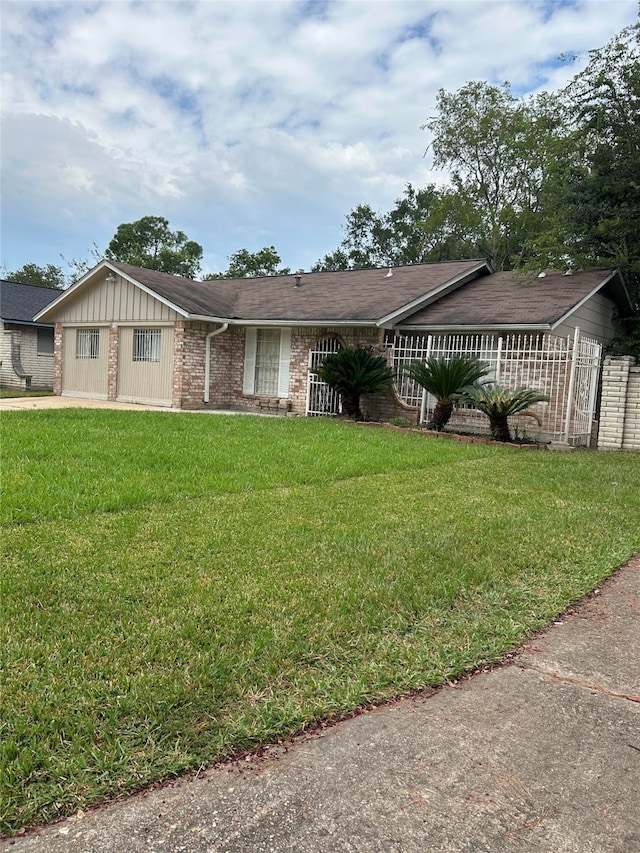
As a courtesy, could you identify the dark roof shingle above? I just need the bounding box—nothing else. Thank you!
[398,269,625,328]
[113,259,489,322]
[0,280,60,324]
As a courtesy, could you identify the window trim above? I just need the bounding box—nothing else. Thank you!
[133,328,162,363]
[243,327,291,397]
[76,328,100,359]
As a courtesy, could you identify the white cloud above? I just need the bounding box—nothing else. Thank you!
[1,0,637,276]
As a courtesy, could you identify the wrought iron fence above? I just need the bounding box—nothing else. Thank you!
[387,330,602,445]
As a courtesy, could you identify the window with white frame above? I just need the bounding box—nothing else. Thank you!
[255,328,280,394]
[133,329,161,362]
[76,328,100,359]
[243,328,291,397]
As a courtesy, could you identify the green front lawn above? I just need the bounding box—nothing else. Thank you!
[1,411,639,835]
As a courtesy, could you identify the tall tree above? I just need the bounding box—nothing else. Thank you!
[423,82,570,270]
[105,216,203,278]
[3,263,66,289]
[205,246,290,279]
[561,25,640,298]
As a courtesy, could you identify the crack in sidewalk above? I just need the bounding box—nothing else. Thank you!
[521,662,640,704]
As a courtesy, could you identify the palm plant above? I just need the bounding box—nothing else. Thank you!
[311,347,393,420]
[458,383,550,443]
[404,355,491,430]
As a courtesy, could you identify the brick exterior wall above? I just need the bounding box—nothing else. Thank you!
[172,321,187,408]
[53,323,63,394]
[598,356,640,450]
[177,322,416,417]
[0,325,54,390]
[107,323,118,401]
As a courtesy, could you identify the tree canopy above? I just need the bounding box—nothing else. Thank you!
[3,263,67,289]
[105,215,203,278]
[312,184,483,272]
[205,246,290,279]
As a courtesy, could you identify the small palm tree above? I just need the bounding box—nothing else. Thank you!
[311,347,393,420]
[404,355,490,431]
[459,384,549,443]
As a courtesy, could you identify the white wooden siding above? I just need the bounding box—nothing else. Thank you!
[61,327,108,398]
[116,326,174,406]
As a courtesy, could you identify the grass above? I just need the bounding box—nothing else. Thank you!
[1,411,639,835]
[0,389,53,399]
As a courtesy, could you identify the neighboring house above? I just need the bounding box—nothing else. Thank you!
[34,259,632,439]
[0,280,60,390]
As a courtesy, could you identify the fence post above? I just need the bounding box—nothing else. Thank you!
[564,327,581,444]
[495,336,503,384]
[419,335,433,424]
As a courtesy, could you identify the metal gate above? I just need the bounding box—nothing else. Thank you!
[306,338,342,416]
[565,331,602,445]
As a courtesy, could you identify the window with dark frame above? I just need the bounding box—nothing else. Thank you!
[37,327,54,355]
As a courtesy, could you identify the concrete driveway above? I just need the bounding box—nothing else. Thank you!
[0,396,260,414]
[0,395,171,412]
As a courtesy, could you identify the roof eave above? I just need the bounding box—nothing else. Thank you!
[1,319,54,328]
[189,317,380,327]
[396,323,553,333]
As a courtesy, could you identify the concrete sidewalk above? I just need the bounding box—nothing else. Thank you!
[4,556,639,853]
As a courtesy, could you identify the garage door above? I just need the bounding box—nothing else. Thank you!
[117,326,173,406]
[62,327,108,398]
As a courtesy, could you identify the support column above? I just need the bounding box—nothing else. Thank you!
[597,356,633,449]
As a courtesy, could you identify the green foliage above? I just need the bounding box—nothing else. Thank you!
[312,184,479,271]
[404,356,490,430]
[459,383,550,443]
[310,347,393,420]
[424,81,571,271]
[3,262,66,289]
[559,24,640,330]
[105,215,203,278]
[205,246,290,279]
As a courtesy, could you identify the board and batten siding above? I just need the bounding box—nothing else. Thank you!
[53,273,181,324]
[116,326,174,406]
[553,292,618,344]
[61,327,109,398]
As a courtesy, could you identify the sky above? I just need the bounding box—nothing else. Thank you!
[1,0,638,280]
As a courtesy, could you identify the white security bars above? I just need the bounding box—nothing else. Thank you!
[306,337,343,416]
[388,331,602,445]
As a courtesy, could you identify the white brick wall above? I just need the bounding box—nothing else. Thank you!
[0,325,54,390]
[598,356,640,451]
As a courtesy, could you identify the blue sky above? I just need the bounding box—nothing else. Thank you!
[1,0,637,279]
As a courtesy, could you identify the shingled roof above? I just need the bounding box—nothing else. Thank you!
[398,268,631,330]
[0,280,60,325]
[35,260,631,331]
[107,259,490,323]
